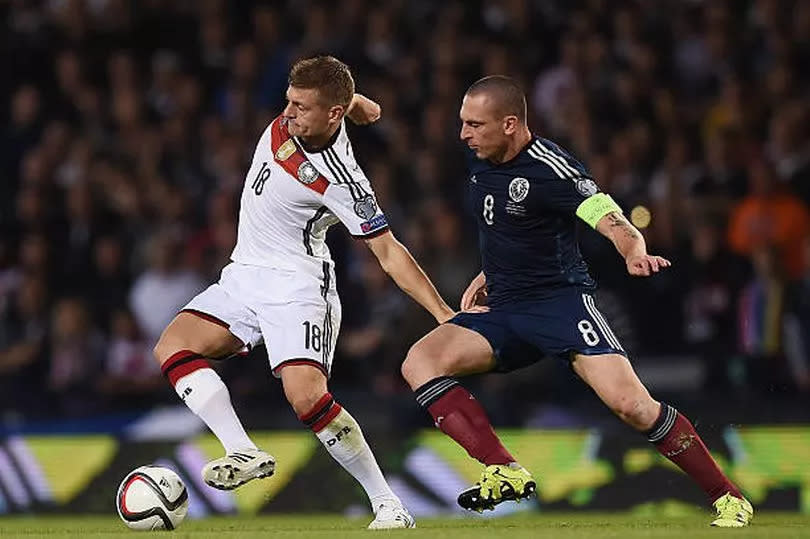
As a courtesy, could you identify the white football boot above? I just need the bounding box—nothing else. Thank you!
[201,448,275,490]
[367,501,416,530]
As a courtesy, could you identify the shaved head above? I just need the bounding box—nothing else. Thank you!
[465,76,527,124]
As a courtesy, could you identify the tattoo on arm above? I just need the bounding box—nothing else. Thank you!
[607,213,641,240]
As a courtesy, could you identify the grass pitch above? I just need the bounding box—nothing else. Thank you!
[1,513,808,539]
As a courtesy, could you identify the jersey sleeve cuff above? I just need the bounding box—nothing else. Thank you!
[575,193,621,229]
[351,226,390,240]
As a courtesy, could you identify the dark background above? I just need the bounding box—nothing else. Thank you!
[1,0,809,433]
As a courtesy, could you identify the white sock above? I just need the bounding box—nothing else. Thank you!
[174,368,257,454]
[314,406,399,509]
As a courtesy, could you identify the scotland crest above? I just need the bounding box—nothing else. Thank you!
[576,178,598,196]
[508,177,530,202]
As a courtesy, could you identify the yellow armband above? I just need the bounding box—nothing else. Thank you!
[575,193,621,229]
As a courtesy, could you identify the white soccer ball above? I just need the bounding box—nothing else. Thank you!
[116,465,189,531]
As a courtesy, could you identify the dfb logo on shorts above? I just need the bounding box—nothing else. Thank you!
[508,177,530,202]
[326,426,352,446]
[353,195,377,219]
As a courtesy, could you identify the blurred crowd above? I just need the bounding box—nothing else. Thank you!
[1,0,809,425]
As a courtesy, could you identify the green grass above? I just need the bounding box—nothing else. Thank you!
[1,513,809,539]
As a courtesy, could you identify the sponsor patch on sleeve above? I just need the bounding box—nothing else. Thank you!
[360,214,388,234]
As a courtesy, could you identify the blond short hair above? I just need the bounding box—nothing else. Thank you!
[289,55,355,107]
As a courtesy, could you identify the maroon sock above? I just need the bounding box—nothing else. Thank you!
[648,403,742,503]
[415,377,514,466]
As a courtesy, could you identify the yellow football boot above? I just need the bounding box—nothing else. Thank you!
[457,464,536,512]
[711,493,753,527]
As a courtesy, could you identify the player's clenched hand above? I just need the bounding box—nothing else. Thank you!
[346,94,381,125]
[626,254,671,276]
[460,272,488,312]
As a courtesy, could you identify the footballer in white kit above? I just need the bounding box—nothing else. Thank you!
[183,114,387,377]
[156,56,451,530]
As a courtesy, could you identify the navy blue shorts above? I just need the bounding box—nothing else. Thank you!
[449,288,626,373]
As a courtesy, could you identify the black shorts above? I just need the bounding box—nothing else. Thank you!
[449,288,626,373]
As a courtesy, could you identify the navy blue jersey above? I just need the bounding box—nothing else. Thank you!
[465,136,599,306]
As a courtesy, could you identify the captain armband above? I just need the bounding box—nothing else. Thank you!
[575,193,622,229]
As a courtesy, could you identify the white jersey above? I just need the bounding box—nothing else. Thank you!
[231,116,388,274]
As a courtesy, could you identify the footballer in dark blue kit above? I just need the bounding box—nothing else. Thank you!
[465,136,597,301]
[399,76,753,527]
[456,134,625,372]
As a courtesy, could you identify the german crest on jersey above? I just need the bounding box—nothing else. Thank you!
[297,161,319,184]
[508,177,530,202]
[353,195,377,219]
[271,115,329,194]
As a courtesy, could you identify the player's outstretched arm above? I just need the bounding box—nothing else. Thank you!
[346,93,381,125]
[365,231,455,323]
[594,211,671,277]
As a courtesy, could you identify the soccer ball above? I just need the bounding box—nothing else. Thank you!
[116,465,189,531]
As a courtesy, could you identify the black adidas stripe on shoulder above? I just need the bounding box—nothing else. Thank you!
[323,147,369,201]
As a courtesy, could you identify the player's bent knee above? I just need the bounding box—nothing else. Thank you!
[279,364,329,417]
[153,313,245,365]
[611,396,658,431]
[402,344,446,388]
[152,337,176,366]
[284,386,326,418]
[153,328,197,366]
[400,352,421,386]
[152,330,209,367]
[153,320,196,366]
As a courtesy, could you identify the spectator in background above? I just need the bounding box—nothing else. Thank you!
[61,180,104,290]
[738,248,789,394]
[186,190,238,282]
[1,85,42,219]
[728,159,810,280]
[702,127,750,200]
[97,308,167,409]
[52,50,88,126]
[129,233,205,346]
[0,274,49,418]
[783,235,810,393]
[85,234,132,331]
[0,0,809,420]
[339,249,409,390]
[419,199,479,309]
[682,221,747,390]
[47,297,106,416]
[648,132,706,249]
[768,101,810,205]
[532,34,581,134]
[17,232,53,287]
